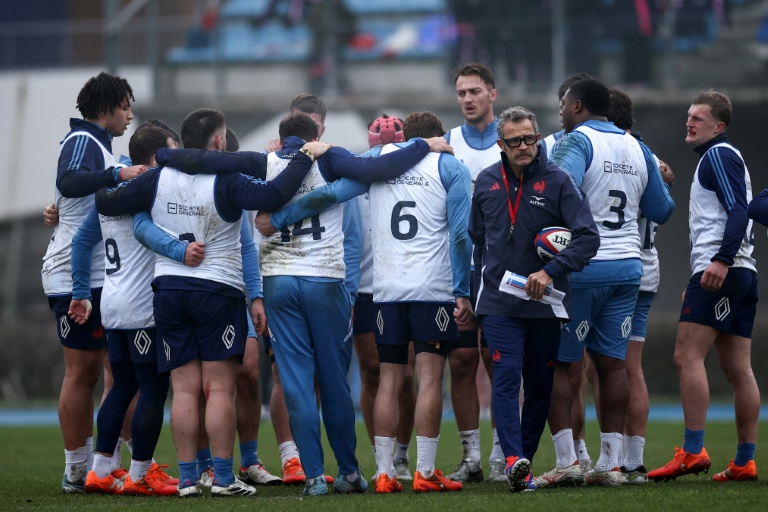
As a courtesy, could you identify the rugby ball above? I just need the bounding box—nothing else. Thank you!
[534,227,571,263]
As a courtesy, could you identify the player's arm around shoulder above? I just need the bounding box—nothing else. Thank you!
[95,167,161,217]
[328,139,433,183]
[155,148,269,179]
[266,177,368,234]
[229,148,316,212]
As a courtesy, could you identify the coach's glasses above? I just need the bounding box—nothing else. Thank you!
[502,134,538,148]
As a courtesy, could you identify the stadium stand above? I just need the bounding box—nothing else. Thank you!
[167,0,449,64]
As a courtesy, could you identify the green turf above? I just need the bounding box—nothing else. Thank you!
[2,420,766,511]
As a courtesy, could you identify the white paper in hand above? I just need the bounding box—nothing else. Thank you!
[498,271,567,318]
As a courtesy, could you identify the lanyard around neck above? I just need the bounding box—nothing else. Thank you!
[500,165,524,231]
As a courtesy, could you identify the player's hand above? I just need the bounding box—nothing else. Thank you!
[184,241,205,267]
[302,141,332,158]
[659,160,675,187]
[526,269,553,301]
[251,298,267,335]
[254,211,278,237]
[119,165,148,182]
[424,136,454,155]
[68,299,92,326]
[681,289,686,303]
[265,137,281,152]
[700,260,729,292]
[43,203,59,227]
[453,297,473,327]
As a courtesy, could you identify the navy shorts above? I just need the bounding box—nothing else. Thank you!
[375,301,458,346]
[680,268,758,338]
[48,288,106,350]
[353,293,376,335]
[630,291,655,341]
[106,328,158,365]
[153,289,247,373]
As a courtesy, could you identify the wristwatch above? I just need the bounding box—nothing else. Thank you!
[300,147,315,162]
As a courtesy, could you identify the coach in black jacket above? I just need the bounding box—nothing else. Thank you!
[469,106,599,491]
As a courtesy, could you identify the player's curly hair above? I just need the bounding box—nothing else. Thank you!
[76,72,134,121]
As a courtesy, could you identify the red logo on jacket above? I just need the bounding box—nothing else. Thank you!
[492,350,501,362]
[533,180,546,194]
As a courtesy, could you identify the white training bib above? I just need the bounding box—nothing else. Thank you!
[689,142,755,275]
[151,169,244,291]
[42,132,112,295]
[576,125,649,261]
[448,126,500,195]
[98,214,155,329]
[259,152,345,279]
[369,146,452,303]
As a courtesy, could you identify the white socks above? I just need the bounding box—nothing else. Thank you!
[553,429,577,468]
[574,438,591,463]
[129,459,152,483]
[375,436,396,478]
[85,436,94,469]
[624,435,645,471]
[416,436,439,478]
[490,428,504,461]
[459,429,481,462]
[278,441,300,466]
[594,432,623,472]
[395,442,410,461]
[92,453,113,478]
[111,437,124,472]
[125,438,134,455]
[65,446,88,482]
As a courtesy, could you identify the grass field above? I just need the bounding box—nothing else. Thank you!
[2,419,766,511]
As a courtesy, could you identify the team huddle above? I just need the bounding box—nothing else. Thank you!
[41,63,763,498]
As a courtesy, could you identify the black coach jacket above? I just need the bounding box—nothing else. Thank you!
[469,147,599,320]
